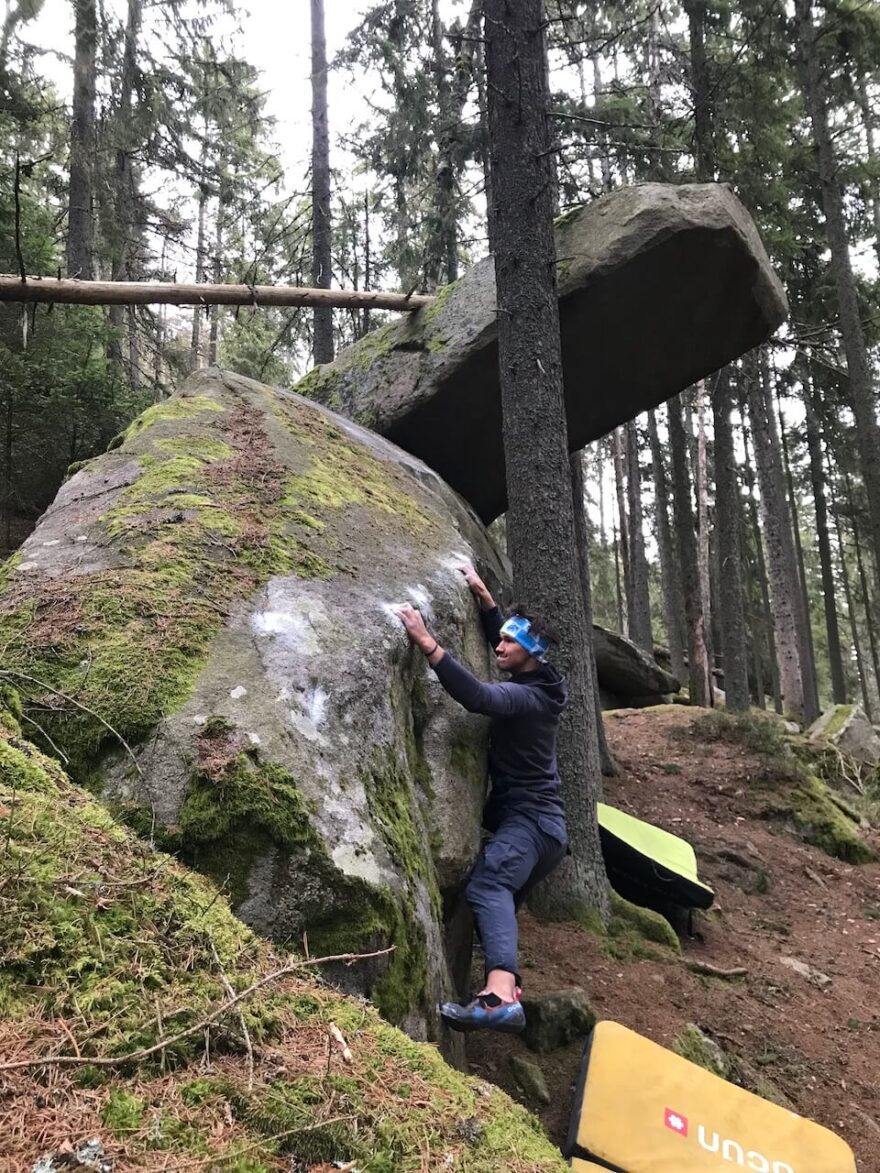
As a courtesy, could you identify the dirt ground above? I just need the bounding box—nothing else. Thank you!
[465,706,880,1172]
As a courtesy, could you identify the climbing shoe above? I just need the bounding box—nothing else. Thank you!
[440,992,526,1034]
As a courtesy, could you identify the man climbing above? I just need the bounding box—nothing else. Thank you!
[394,565,568,1033]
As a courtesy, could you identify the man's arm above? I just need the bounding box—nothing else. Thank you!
[459,565,502,647]
[433,652,546,717]
[393,603,544,717]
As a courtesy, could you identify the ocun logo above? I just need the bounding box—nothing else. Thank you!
[663,1109,795,1172]
[665,1108,688,1136]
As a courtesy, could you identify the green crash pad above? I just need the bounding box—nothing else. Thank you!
[597,802,714,911]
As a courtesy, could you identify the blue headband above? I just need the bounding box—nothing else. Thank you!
[500,615,550,662]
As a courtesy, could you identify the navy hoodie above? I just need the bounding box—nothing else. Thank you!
[432,605,568,839]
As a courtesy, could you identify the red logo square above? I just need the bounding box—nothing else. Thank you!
[664,1108,688,1137]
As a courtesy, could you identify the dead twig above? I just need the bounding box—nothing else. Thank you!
[0,946,393,1073]
[0,668,144,780]
[210,939,254,1091]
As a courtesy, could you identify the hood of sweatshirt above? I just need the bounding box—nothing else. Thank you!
[511,662,568,713]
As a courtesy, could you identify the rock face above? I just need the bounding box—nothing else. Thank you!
[808,705,880,765]
[593,625,680,708]
[0,368,509,1042]
[299,183,787,522]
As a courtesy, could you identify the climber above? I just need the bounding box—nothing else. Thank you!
[394,565,568,1034]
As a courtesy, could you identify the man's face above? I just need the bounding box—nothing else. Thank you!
[495,633,537,674]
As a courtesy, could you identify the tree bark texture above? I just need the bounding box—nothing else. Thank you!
[310,0,334,364]
[795,0,880,603]
[745,356,806,723]
[612,427,632,626]
[856,74,880,271]
[845,470,880,709]
[66,0,96,280]
[803,373,846,704]
[624,419,653,652]
[190,175,208,370]
[571,450,616,778]
[0,274,433,312]
[774,383,820,724]
[647,408,686,682]
[683,0,713,181]
[668,393,713,707]
[741,412,783,713]
[711,369,749,710]
[829,479,873,719]
[485,0,607,919]
[694,383,714,674]
[108,0,143,377]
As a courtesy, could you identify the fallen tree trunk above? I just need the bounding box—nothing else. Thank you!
[0,275,433,312]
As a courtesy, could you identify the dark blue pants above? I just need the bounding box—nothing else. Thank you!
[465,813,568,982]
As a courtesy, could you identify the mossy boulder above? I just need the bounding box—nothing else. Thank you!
[0,712,566,1172]
[299,183,787,522]
[808,704,880,766]
[0,368,509,1041]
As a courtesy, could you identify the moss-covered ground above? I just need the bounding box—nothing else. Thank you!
[686,709,874,863]
[0,704,566,1171]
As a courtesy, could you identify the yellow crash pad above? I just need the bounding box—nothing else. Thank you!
[567,1021,856,1172]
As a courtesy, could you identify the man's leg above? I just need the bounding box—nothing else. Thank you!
[465,817,548,998]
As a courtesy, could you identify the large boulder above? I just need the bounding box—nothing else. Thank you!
[0,368,509,1043]
[593,625,680,707]
[299,183,787,521]
[808,704,880,765]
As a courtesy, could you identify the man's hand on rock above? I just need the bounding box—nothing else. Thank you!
[458,564,495,610]
[394,603,437,655]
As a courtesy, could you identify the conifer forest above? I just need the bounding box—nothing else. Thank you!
[2,0,880,731]
[3,4,880,1171]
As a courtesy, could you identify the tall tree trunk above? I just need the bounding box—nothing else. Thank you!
[612,427,631,628]
[829,480,872,720]
[571,450,616,777]
[310,0,334,364]
[845,470,880,707]
[773,380,820,723]
[108,0,142,375]
[67,0,96,280]
[795,0,880,601]
[668,393,713,707]
[683,0,713,180]
[207,183,225,367]
[591,42,612,192]
[624,419,653,651]
[485,0,607,919]
[190,167,208,371]
[474,31,495,255]
[647,408,686,682]
[427,0,481,286]
[362,190,372,337]
[741,410,783,713]
[856,74,880,272]
[711,369,749,710]
[612,512,624,635]
[803,372,846,704]
[745,355,806,723]
[694,383,714,674]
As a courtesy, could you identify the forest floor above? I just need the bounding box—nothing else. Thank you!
[465,705,880,1172]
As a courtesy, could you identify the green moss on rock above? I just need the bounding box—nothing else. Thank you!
[752,772,874,863]
[672,1023,729,1077]
[0,716,566,1171]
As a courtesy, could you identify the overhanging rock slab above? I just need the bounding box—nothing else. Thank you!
[298,183,787,522]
